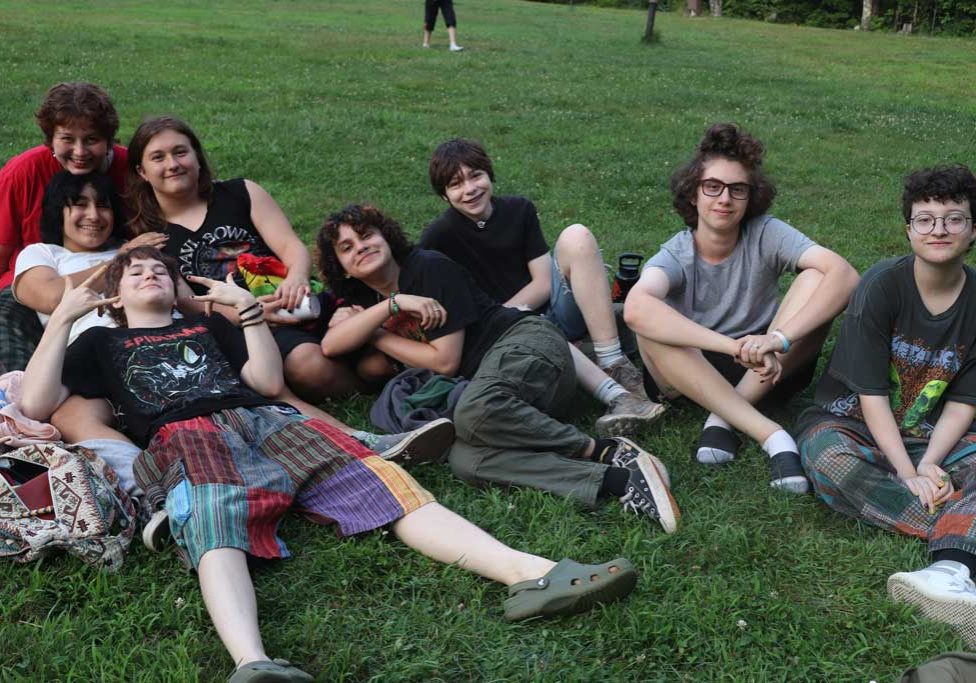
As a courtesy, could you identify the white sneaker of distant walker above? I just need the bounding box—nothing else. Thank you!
[888,561,976,647]
[449,44,464,52]
[273,294,321,322]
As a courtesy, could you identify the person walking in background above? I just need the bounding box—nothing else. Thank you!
[423,0,464,51]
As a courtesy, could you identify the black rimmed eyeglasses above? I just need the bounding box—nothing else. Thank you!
[699,178,752,200]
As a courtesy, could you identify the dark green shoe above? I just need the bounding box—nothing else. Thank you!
[503,557,637,621]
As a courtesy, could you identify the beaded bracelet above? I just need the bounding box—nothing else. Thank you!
[389,291,400,316]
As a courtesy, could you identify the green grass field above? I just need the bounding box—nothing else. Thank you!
[3,1,976,680]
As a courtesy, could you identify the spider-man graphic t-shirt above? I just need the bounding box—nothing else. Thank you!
[62,315,278,446]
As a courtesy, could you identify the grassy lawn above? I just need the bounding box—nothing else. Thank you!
[2,1,976,680]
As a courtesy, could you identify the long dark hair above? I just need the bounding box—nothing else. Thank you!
[670,123,777,230]
[125,115,214,235]
[40,171,127,248]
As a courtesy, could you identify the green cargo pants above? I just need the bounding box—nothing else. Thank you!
[447,316,606,507]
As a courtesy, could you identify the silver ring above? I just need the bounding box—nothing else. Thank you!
[752,343,761,349]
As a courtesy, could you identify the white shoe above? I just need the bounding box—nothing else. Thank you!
[888,561,976,647]
[449,44,464,52]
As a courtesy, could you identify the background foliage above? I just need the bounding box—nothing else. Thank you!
[530,0,976,33]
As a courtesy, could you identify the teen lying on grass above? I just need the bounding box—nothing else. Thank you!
[318,205,680,534]
[797,164,976,648]
[624,122,859,493]
[18,247,638,682]
[419,138,665,438]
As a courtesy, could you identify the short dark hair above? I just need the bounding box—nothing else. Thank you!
[901,164,976,223]
[125,116,214,235]
[669,123,776,229]
[429,138,495,198]
[40,171,128,247]
[316,204,413,300]
[35,82,119,146]
[104,246,181,327]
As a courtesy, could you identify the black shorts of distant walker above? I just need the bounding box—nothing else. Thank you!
[425,0,457,30]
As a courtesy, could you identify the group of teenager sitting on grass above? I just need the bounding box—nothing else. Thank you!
[3,82,976,680]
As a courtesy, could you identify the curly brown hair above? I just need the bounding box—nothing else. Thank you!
[316,204,413,300]
[35,82,120,146]
[125,116,214,235]
[670,123,776,230]
[103,246,181,327]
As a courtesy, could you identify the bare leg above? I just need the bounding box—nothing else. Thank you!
[283,342,368,401]
[355,349,398,386]
[423,28,432,47]
[570,343,610,396]
[51,395,129,443]
[447,26,460,48]
[393,502,555,585]
[553,224,618,345]
[638,339,781,443]
[198,547,269,668]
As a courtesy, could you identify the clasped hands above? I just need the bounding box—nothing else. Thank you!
[732,332,787,384]
[900,463,954,514]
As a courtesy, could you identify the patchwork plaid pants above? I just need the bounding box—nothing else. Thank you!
[800,417,976,556]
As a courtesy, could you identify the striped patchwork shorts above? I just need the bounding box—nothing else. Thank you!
[133,405,434,569]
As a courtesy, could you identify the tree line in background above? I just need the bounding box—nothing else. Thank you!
[527,0,976,34]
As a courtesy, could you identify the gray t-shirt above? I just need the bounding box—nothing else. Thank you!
[644,214,816,338]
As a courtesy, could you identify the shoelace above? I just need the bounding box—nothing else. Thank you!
[620,485,659,519]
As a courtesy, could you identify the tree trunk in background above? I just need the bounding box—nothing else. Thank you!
[860,0,878,29]
[709,0,722,17]
[643,1,659,42]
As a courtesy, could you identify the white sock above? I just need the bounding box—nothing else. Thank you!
[594,339,625,369]
[704,413,731,431]
[595,377,628,405]
[762,429,797,456]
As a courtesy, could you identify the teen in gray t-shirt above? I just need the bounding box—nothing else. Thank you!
[646,215,815,339]
[624,123,859,493]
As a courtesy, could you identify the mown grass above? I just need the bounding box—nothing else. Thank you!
[2,1,976,680]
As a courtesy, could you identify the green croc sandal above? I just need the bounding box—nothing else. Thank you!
[503,557,638,621]
[228,658,314,682]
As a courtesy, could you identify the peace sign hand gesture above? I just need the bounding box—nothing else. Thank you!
[50,265,119,327]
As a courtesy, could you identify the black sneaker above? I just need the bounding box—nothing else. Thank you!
[612,437,679,533]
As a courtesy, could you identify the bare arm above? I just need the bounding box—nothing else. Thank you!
[777,246,859,343]
[623,266,739,356]
[860,393,948,513]
[20,268,117,420]
[372,328,464,377]
[15,263,109,314]
[322,294,448,357]
[187,273,284,397]
[245,179,311,311]
[504,253,551,310]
